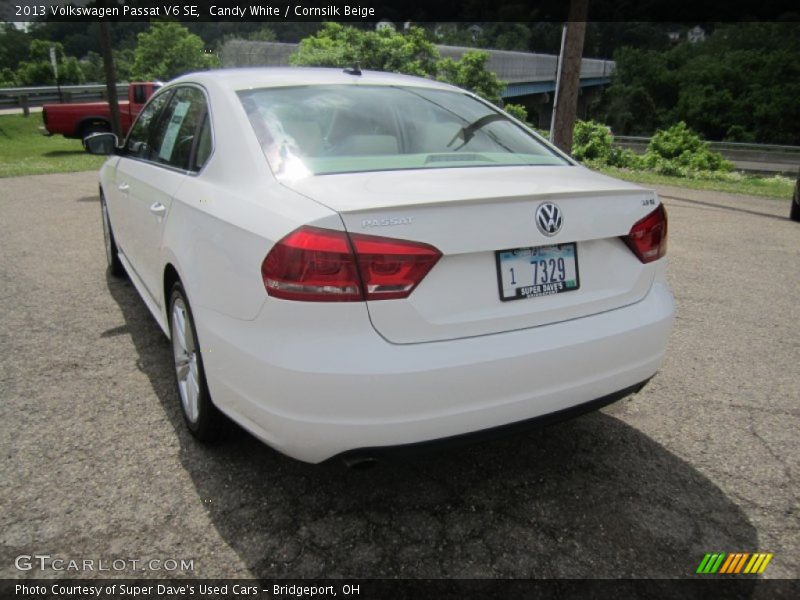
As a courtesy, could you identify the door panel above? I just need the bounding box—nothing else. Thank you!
[117,85,209,307]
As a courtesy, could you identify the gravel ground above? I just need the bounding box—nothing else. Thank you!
[1,172,798,581]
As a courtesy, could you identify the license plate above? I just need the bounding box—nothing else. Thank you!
[496,243,580,301]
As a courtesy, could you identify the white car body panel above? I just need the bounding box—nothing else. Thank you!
[196,278,672,462]
[285,166,660,343]
[99,68,674,463]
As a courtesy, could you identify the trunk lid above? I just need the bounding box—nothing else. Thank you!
[283,165,661,344]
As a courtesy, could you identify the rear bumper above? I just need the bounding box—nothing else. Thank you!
[197,281,674,463]
[336,378,652,464]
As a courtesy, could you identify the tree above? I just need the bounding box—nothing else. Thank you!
[130,22,217,81]
[594,22,800,144]
[0,23,31,73]
[15,40,83,86]
[291,23,439,78]
[291,24,512,107]
[437,50,504,104]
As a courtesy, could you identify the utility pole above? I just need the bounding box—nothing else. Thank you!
[99,22,122,139]
[551,0,589,154]
[549,25,567,143]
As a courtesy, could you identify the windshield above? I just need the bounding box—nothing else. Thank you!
[237,85,568,178]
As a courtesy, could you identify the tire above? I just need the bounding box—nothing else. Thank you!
[791,193,800,222]
[100,192,125,278]
[169,281,223,442]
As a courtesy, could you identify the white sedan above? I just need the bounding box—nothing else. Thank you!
[87,68,673,464]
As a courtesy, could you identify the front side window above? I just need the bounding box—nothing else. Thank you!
[238,85,568,178]
[125,90,173,160]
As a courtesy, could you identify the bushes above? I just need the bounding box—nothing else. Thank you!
[572,119,733,178]
[572,120,640,168]
[643,121,733,174]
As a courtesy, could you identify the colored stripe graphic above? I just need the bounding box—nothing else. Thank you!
[697,553,726,574]
[699,552,774,575]
[744,554,761,574]
[719,554,736,573]
[696,554,713,573]
[733,553,749,573]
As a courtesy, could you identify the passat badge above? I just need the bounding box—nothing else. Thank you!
[535,202,563,236]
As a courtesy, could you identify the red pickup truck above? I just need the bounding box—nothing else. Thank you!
[42,82,161,143]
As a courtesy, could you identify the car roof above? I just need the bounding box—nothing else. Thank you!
[170,67,463,94]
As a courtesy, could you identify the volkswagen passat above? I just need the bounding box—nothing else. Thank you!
[87,68,673,463]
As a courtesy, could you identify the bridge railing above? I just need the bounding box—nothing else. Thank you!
[613,135,800,175]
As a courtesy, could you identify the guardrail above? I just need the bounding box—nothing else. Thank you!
[0,83,131,111]
[613,135,800,175]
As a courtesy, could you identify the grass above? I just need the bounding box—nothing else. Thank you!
[0,113,104,178]
[0,113,795,201]
[597,165,795,200]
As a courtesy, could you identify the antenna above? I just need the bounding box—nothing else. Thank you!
[344,62,362,76]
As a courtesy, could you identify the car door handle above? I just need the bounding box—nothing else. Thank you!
[149,202,167,217]
[117,182,130,193]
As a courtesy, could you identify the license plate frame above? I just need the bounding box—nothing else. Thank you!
[495,243,580,302]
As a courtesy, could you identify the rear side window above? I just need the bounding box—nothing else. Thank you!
[152,87,208,171]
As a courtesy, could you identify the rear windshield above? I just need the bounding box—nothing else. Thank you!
[237,85,568,178]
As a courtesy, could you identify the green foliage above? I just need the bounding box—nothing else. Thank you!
[643,121,732,174]
[291,23,439,78]
[0,67,15,87]
[599,165,794,200]
[14,40,83,86]
[78,48,134,85]
[0,114,104,178]
[437,51,504,104]
[596,23,800,144]
[291,25,507,105]
[0,23,31,72]
[131,22,218,82]
[247,27,277,42]
[572,120,640,168]
[503,103,530,126]
[572,120,732,177]
[433,23,533,52]
[572,120,614,162]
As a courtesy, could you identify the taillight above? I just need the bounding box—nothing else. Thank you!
[261,226,441,302]
[622,204,668,263]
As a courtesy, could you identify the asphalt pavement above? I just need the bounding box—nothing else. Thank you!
[1,172,798,581]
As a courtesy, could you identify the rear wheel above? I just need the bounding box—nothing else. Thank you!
[100,193,125,277]
[169,282,223,441]
[790,196,800,222]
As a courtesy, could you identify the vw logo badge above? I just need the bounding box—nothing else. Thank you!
[535,202,563,236]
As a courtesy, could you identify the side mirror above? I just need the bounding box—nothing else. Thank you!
[84,132,119,156]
